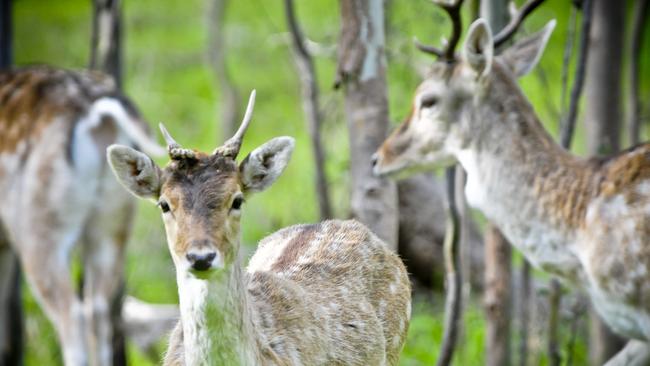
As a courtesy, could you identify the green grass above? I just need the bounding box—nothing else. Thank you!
[11,0,645,364]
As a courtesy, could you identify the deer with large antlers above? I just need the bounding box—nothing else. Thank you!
[0,66,163,365]
[108,91,411,365]
[373,1,650,364]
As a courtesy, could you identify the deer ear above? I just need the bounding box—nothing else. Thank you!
[107,144,162,200]
[500,19,556,78]
[239,137,295,194]
[463,19,494,77]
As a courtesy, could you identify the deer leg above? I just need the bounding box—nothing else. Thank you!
[81,193,133,366]
[16,229,87,366]
[604,340,650,366]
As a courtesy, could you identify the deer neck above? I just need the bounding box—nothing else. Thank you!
[455,79,594,283]
[177,258,260,365]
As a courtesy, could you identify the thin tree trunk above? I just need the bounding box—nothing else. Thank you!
[336,0,398,249]
[547,280,561,366]
[628,0,649,146]
[435,167,463,366]
[89,2,126,364]
[0,2,23,364]
[517,261,530,366]
[585,0,622,156]
[584,0,625,363]
[0,0,10,68]
[207,0,241,139]
[481,1,512,365]
[484,227,511,366]
[560,0,592,149]
[90,0,122,87]
[284,0,332,220]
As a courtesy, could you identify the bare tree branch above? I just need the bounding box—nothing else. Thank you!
[284,0,332,220]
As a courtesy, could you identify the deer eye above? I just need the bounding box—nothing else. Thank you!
[420,95,439,109]
[158,200,171,213]
[231,195,244,211]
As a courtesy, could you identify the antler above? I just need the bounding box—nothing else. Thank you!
[417,0,547,59]
[415,0,465,61]
[493,0,547,48]
[213,90,256,158]
[159,123,196,160]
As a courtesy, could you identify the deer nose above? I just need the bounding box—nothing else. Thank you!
[371,153,379,167]
[186,252,217,271]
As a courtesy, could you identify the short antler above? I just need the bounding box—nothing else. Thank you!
[416,0,465,61]
[493,0,547,48]
[160,123,196,160]
[214,90,256,158]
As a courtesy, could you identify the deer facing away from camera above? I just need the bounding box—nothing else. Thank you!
[0,66,164,366]
[372,9,650,366]
[108,91,412,366]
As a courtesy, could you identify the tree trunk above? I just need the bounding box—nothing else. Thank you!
[435,167,463,366]
[89,1,126,364]
[584,0,626,363]
[90,0,122,87]
[584,0,622,156]
[207,0,241,139]
[0,0,10,68]
[484,227,511,366]
[336,0,398,249]
[0,2,23,364]
[284,0,332,220]
[481,1,512,365]
[627,0,649,146]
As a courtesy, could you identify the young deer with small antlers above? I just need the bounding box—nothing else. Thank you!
[0,66,163,365]
[108,91,411,366]
[373,1,650,364]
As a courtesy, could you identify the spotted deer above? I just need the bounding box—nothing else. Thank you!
[107,91,412,365]
[0,66,164,365]
[372,1,650,364]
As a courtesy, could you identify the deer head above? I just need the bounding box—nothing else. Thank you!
[107,91,295,277]
[372,0,554,178]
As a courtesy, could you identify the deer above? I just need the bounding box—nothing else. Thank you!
[0,66,164,366]
[107,90,412,365]
[372,0,650,364]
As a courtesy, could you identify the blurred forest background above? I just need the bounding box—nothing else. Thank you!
[7,0,650,365]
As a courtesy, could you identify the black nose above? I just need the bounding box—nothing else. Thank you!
[186,252,217,271]
[371,153,379,167]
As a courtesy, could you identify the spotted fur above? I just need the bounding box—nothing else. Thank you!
[108,133,411,365]
[374,18,650,359]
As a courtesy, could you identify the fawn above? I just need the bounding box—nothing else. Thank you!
[108,91,412,365]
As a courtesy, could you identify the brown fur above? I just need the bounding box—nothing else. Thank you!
[145,150,412,365]
[0,66,154,365]
[374,27,650,347]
